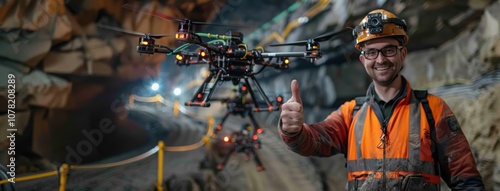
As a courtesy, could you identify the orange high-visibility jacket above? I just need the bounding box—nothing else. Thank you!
[279,79,485,190]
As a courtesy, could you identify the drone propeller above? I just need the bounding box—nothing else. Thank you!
[122,4,247,28]
[269,27,352,47]
[97,24,175,39]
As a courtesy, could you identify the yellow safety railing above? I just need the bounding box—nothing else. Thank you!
[0,114,216,191]
[129,94,212,121]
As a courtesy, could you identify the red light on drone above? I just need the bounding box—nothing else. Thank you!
[256,128,263,134]
[252,135,258,141]
[197,93,203,99]
[241,85,247,91]
[312,51,318,56]
[276,96,283,103]
[176,33,188,39]
[224,136,230,142]
[217,125,222,130]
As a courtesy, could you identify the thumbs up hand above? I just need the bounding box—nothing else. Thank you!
[280,80,304,134]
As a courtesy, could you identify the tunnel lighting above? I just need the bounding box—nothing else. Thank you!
[298,16,309,24]
[151,83,159,91]
[173,88,182,96]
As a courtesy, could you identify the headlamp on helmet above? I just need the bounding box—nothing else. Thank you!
[352,9,409,50]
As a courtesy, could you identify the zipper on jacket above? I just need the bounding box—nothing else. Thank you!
[382,121,387,189]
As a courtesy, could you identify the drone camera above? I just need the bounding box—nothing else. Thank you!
[366,12,383,34]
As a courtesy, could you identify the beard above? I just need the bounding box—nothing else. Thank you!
[369,61,400,86]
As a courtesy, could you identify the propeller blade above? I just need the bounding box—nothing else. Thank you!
[123,3,248,28]
[313,27,353,42]
[269,40,308,47]
[192,22,250,28]
[150,34,176,38]
[97,24,175,39]
[268,27,353,47]
[97,24,145,36]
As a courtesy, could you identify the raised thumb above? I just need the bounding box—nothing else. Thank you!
[290,79,302,104]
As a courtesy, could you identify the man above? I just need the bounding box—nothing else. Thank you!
[278,9,485,190]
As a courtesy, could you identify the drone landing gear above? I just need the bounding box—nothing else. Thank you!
[217,147,265,172]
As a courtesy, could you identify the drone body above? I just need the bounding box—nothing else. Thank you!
[100,6,350,109]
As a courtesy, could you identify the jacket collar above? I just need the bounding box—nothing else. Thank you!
[365,76,413,105]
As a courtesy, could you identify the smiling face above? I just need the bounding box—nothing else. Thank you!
[359,37,407,86]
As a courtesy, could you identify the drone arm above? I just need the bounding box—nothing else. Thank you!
[243,77,263,110]
[185,70,221,107]
[155,44,173,52]
[245,76,279,112]
[260,52,306,58]
[248,113,262,134]
[210,97,230,102]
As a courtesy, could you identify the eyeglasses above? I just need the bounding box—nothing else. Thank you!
[361,45,403,60]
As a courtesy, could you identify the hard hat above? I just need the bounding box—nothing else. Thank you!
[352,9,408,50]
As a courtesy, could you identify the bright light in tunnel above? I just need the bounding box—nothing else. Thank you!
[151,83,160,91]
[298,16,309,24]
[173,88,182,96]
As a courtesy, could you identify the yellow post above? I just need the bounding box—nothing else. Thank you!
[207,114,215,137]
[58,163,69,191]
[203,135,211,153]
[156,141,165,191]
[129,95,135,108]
[173,101,180,117]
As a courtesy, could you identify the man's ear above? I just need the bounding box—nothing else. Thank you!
[359,53,365,64]
[400,47,407,60]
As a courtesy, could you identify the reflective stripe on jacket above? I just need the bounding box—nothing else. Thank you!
[278,79,485,191]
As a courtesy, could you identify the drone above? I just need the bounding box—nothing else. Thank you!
[210,81,284,135]
[217,124,265,171]
[103,5,351,110]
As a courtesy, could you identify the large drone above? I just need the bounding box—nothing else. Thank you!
[102,5,351,111]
